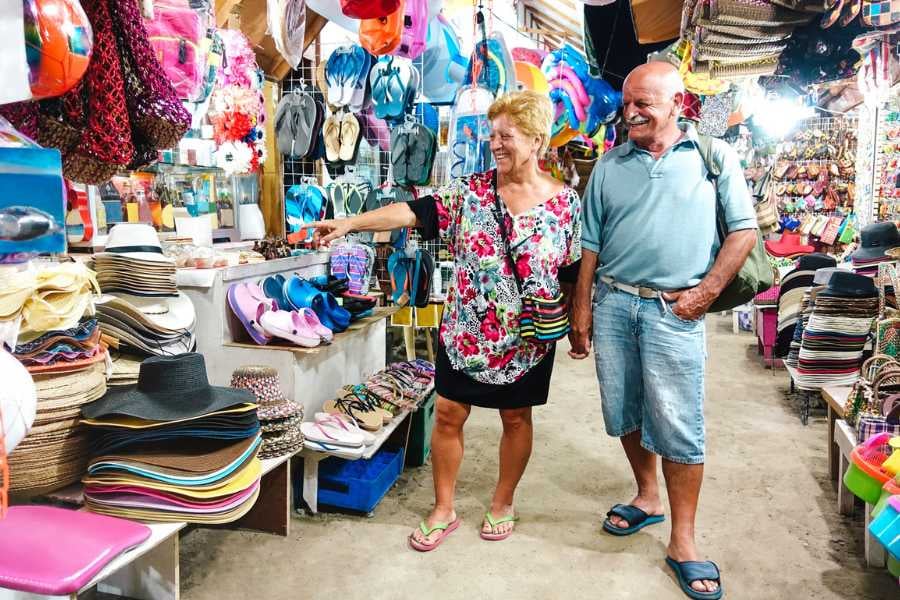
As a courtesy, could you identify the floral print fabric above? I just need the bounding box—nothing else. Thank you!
[431,169,581,385]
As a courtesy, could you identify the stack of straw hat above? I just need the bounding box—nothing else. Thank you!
[230,366,304,459]
[1,261,106,495]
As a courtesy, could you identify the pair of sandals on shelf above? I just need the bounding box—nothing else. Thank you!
[301,412,376,460]
[227,275,351,348]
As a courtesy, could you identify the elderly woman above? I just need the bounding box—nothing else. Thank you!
[309,91,581,550]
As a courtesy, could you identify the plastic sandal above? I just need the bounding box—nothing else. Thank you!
[258,310,321,348]
[665,557,723,600]
[480,511,519,541]
[408,517,461,552]
[602,504,665,536]
[226,283,272,345]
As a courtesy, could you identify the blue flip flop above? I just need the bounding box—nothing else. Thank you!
[665,557,723,600]
[602,504,665,536]
[284,277,351,332]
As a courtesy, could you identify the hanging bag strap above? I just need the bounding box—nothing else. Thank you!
[491,170,524,296]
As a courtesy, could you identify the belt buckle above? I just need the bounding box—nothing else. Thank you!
[638,287,657,299]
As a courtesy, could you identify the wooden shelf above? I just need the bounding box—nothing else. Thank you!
[224,307,401,355]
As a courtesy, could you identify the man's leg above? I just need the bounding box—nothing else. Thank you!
[639,302,715,593]
[410,395,471,546]
[662,461,714,593]
[609,430,664,529]
[483,407,533,536]
[592,284,652,527]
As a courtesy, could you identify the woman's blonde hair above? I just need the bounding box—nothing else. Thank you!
[487,90,554,155]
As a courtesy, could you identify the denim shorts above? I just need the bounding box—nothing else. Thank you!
[592,282,707,464]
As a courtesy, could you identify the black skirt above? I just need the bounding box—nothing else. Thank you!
[435,343,556,409]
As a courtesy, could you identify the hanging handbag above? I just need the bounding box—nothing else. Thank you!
[492,172,570,344]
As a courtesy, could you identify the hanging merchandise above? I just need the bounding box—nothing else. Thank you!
[322,111,363,166]
[776,17,867,87]
[393,0,428,59]
[341,0,401,19]
[359,1,405,56]
[448,84,493,178]
[208,29,266,175]
[0,0,191,184]
[462,32,517,97]
[285,181,326,242]
[421,13,466,104]
[325,45,370,108]
[541,45,621,147]
[697,89,736,137]
[267,0,306,70]
[511,47,547,68]
[274,90,318,158]
[861,0,900,26]
[143,0,208,102]
[514,61,550,94]
[307,0,359,32]
[23,0,94,100]
[370,55,418,122]
[390,116,437,187]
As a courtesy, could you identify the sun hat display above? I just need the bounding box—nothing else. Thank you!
[82,353,253,421]
[765,232,816,257]
[95,293,195,357]
[795,253,837,273]
[852,222,900,262]
[3,262,100,344]
[817,271,879,298]
[813,267,842,287]
[94,223,174,264]
[230,366,304,459]
[0,506,151,596]
[8,360,107,494]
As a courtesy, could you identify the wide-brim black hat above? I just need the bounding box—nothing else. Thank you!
[813,267,842,287]
[796,253,836,272]
[82,353,254,421]
[817,271,878,298]
[852,222,900,262]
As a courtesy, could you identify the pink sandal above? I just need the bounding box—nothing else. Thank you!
[480,511,519,541]
[408,517,461,552]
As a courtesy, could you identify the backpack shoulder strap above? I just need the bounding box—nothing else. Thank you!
[695,133,722,180]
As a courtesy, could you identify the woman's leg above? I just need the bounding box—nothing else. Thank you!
[410,395,471,546]
[483,406,533,535]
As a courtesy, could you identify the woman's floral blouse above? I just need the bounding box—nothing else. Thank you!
[410,169,581,384]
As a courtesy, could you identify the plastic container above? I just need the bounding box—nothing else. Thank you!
[844,433,893,505]
[317,447,404,513]
[889,554,900,578]
[875,477,900,518]
[868,495,900,560]
[406,392,436,467]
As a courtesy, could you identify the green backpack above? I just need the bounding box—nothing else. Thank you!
[696,134,774,312]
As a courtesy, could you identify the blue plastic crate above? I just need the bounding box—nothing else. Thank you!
[317,447,404,513]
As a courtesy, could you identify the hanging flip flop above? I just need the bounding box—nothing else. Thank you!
[323,113,343,163]
[338,112,361,162]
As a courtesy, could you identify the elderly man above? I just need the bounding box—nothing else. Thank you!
[570,62,757,600]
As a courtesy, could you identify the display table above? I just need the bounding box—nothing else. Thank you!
[299,408,413,515]
[820,386,850,488]
[833,419,887,568]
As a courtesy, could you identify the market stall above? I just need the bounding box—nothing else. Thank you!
[1,0,899,596]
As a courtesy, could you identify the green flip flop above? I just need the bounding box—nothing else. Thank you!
[480,511,519,541]
[408,517,461,552]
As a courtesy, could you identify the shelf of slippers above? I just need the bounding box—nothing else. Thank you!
[224,306,401,356]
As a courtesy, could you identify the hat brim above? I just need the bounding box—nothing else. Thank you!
[99,292,196,332]
[94,251,174,264]
[851,246,895,261]
[81,384,255,422]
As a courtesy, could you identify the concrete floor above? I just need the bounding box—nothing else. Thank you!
[181,316,897,599]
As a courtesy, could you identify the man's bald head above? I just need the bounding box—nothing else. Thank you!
[621,62,685,150]
[624,62,685,99]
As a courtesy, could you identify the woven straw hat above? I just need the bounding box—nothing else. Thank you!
[230,366,302,422]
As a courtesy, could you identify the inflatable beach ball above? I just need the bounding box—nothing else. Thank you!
[24,0,93,100]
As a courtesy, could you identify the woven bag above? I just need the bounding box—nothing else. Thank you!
[108,0,191,152]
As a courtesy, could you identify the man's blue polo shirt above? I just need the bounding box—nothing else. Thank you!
[581,124,757,290]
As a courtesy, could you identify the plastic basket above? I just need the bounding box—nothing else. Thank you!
[844,433,893,504]
[868,495,900,560]
[406,392,436,467]
[317,447,404,513]
[875,477,900,518]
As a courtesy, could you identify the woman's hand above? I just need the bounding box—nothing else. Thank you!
[307,219,353,247]
[568,300,592,359]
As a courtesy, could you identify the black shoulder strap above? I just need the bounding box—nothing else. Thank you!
[491,170,524,295]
